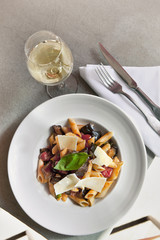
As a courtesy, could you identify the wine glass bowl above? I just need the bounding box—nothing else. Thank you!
[25,30,75,97]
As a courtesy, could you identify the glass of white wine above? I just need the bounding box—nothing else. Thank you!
[25,30,77,97]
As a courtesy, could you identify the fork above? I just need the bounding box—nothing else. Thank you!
[96,63,160,136]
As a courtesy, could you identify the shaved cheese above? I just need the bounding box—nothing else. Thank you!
[92,146,113,166]
[75,177,106,192]
[57,135,77,150]
[54,173,79,195]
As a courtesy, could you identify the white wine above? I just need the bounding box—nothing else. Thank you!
[27,40,73,85]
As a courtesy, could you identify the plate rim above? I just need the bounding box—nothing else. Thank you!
[7,93,147,235]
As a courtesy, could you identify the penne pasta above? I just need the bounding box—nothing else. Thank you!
[95,132,113,146]
[85,189,97,199]
[62,126,70,134]
[61,193,68,202]
[107,147,116,158]
[69,195,89,207]
[68,118,81,136]
[77,124,84,130]
[71,187,79,192]
[93,164,105,172]
[37,159,47,183]
[82,160,92,179]
[55,136,60,149]
[108,161,117,168]
[102,143,111,152]
[96,181,113,198]
[48,182,56,197]
[48,134,55,146]
[88,137,95,146]
[60,148,68,158]
[90,170,103,177]
[85,190,97,206]
[108,162,123,181]
[86,196,95,206]
[113,156,120,164]
[52,144,59,154]
[76,140,86,151]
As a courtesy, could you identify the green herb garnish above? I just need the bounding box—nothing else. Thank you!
[54,152,88,171]
[56,194,62,199]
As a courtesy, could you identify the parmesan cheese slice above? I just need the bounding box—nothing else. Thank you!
[57,135,77,150]
[54,173,79,195]
[92,146,113,166]
[75,177,106,192]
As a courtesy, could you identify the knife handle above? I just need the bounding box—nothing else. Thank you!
[121,91,160,136]
[135,87,160,121]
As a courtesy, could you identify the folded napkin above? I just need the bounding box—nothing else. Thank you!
[0,208,47,240]
[79,65,160,157]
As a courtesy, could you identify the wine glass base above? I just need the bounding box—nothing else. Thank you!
[45,73,78,98]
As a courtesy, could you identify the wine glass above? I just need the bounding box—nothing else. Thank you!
[24,30,77,97]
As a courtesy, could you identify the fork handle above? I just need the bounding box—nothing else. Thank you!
[135,87,160,121]
[120,91,160,135]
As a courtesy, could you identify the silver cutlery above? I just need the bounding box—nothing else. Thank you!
[96,63,160,136]
[99,42,160,121]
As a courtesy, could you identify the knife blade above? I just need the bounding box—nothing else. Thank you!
[99,42,160,121]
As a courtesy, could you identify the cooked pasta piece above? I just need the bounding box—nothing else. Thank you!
[60,148,68,158]
[37,159,47,183]
[77,124,84,130]
[96,181,113,198]
[76,140,86,151]
[85,189,97,206]
[68,118,81,136]
[108,161,117,168]
[107,147,116,158]
[102,143,111,152]
[88,137,95,146]
[85,189,97,199]
[49,134,55,146]
[62,193,68,202]
[52,144,59,154]
[82,160,92,179]
[93,164,105,172]
[55,136,60,149]
[69,195,89,207]
[71,187,79,192]
[108,161,123,181]
[113,156,120,164]
[48,182,56,197]
[90,170,103,177]
[62,126,70,134]
[95,132,113,146]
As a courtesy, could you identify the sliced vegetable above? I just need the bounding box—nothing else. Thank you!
[80,123,101,141]
[54,152,89,171]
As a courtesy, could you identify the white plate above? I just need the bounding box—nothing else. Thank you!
[8,94,147,236]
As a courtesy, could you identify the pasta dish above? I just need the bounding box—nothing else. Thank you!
[37,118,123,207]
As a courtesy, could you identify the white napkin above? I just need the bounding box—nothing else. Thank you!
[79,65,160,157]
[0,208,47,240]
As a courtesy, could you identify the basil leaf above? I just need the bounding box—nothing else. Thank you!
[54,152,88,171]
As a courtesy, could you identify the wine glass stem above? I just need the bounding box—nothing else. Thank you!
[46,82,65,98]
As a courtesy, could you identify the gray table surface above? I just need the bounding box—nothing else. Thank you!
[0,0,159,239]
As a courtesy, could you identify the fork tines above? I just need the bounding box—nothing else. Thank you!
[96,63,115,87]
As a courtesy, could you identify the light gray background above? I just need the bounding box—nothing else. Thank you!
[0,0,158,239]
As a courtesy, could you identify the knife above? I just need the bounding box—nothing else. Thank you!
[99,42,160,121]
